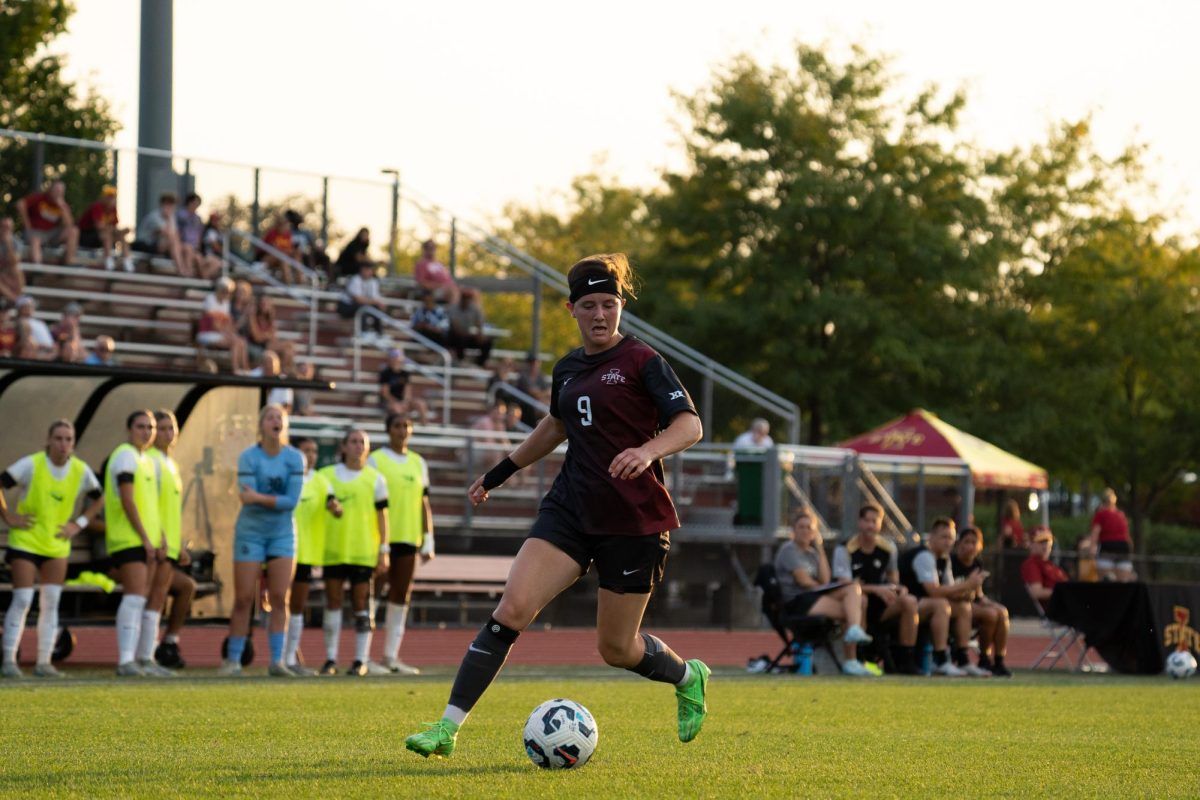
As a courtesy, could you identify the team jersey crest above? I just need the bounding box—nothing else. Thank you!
[600,368,626,385]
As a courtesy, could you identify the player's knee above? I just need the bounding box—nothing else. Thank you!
[934,599,951,618]
[596,636,638,668]
[267,589,288,612]
[493,598,534,631]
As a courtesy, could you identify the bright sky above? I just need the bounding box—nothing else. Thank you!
[52,0,1200,246]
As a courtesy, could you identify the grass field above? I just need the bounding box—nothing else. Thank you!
[1,668,1197,798]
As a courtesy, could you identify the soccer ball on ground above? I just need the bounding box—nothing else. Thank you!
[523,698,598,769]
[1165,649,1197,679]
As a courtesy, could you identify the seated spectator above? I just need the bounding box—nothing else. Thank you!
[338,261,388,340]
[514,354,551,427]
[133,193,190,275]
[244,293,294,366]
[284,209,321,272]
[16,179,78,265]
[0,307,16,357]
[1021,527,1069,609]
[447,288,493,365]
[78,185,133,272]
[201,212,224,258]
[413,239,460,304]
[231,279,254,332]
[51,301,85,363]
[334,227,373,280]
[378,348,430,422]
[734,418,774,449]
[471,399,513,456]
[13,296,55,359]
[774,508,875,676]
[0,218,25,306]
[278,346,315,416]
[1084,488,1135,582]
[249,350,294,412]
[999,498,1026,549]
[176,193,222,279]
[898,518,990,677]
[410,290,450,348]
[83,334,117,366]
[832,503,920,674]
[196,277,249,373]
[950,526,1012,677]
[261,214,297,285]
[504,402,525,433]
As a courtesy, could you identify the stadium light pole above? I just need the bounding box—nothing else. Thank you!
[381,168,400,275]
[136,0,173,221]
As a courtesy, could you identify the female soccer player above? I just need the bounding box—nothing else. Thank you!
[368,414,434,675]
[218,404,304,676]
[0,420,103,678]
[282,435,334,675]
[318,428,389,676]
[138,409,183,672]
[106,410,169,677]
[405,253,708,759]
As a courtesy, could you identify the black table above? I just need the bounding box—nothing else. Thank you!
[1046,582,1200,674]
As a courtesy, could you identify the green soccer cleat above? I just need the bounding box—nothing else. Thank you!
[675,659,711,743]
[405,718,459,759]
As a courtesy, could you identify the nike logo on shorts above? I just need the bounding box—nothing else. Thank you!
[468,643,492,655]
[622,568,640,576]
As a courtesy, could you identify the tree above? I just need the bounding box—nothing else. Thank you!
[0,1,121,213]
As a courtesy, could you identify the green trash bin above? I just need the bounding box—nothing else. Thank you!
[734,457,764,526]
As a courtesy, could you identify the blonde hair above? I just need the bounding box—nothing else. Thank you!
[567,253,639,300]
[257,403,289,444]
[1102,488,1118,505]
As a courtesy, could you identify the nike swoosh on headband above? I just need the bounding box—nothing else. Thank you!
[587,277,607,285]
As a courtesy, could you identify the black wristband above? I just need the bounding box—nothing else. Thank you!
[481,457,519,491]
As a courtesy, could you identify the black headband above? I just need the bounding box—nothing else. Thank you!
[568,264,621,303]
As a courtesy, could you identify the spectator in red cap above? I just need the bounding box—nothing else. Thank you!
[16,180,78,265]
[78,185,134,272]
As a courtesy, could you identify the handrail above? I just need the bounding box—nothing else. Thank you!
[351,306,454,425]
[488,380,551,416]
[856,457,915,545]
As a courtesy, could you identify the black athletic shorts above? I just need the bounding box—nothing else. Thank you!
[782,592,820,617]
[79,228,103,249]
[294,563,314,582]
[1098,540,1132,557]
[528,503,670,595]
[109,546,148,567]
[324,564,373,585]
[865,594,889,628]
[6,548,51,568]
[390,543,418,559]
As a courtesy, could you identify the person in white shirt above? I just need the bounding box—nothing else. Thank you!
[733,418,774,450]
[338,261,388,341]
[14,296,55,360]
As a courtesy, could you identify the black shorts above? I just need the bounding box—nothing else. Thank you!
[1098,540,1132,557]
[390,543,418,559]
[6,548,51,568]
[294,563,314,582]
[324,564,373,585]
[782,592,820,617]
[109,546,148,567]
[865,594,889,628]
[528,505,670,595]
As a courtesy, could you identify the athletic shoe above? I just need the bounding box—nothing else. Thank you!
[347,660,368,677]
[318,659,338,676]
[115,661,145,677]
[216,659,242,677]
[932,661,968,677]
[383,658,421,676]
[139,660,177,678]
[104,255,116,270]
[844,624,873,645]
[287,663,318,677]
[268,662,296,677]
[32,664,64,678]
[404,718,459,759]
[841,659,879,677]
[122,256,135,273]
[155,641,186,669]
[2,661,24,679]
[990,663,1013,678]
[675,659,711,743]
[962,663,992,678]
[364,660,392,676]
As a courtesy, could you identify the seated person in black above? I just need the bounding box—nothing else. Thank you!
[831,503,919,674]
[378,348,429,422]
[950,526,1011,677]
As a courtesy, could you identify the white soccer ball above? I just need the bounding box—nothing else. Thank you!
[523,698,598,769]
[1165,649,1197,679]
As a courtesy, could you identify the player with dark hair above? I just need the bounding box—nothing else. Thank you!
[1,420,103,678]
[282,435,336,675]
[405,252,708,759]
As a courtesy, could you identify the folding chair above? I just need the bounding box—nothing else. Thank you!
[753,564,842,674]
[1027,585,1099,671]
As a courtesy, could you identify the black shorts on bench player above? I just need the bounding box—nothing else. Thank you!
[404,253,711,760]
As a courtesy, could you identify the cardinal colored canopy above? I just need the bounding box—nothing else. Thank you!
[840,409,1048,490]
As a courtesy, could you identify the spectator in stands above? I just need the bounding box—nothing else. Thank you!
[1022,527,1069,609]
[1083,488,1134,582]
[950,526,1012,677]
[999,498,1025,549]
[339,260,388,341]
[411,290,451,349]
[733,418,774,450]
[0,307,15,357]
[244,293,294,367]
[335,227,373,280]
[513,354,551,427]
[176,193,221,280]
[261,215,297,285]
[201,212,224,258]
[504,403,525,433]
[471,398,513,455]
[0,218,25,306]
[278,347,315,416]
[284,209,323,272]
[379,348,430,422]
[413,239,460,304]
[13,296,55,360]
[196,277,249,373]
[249,350,294,412]
[84,334,117,366]
[51,301,85,363]
[832,503,920,674]
[78,185,133,272]
[447,288,493,365]
[774,508,875,676]
[231,279,254,331]
[898,518,990,677]
[16,179,78,265]
[133,193,190,276]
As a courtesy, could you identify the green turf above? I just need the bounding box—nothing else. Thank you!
[1,669,1197,798]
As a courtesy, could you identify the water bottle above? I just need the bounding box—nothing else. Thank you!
[919,643,933,675]
[797,643,814,675]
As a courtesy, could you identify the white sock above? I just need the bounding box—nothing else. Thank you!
[136,610,162,662]
[164,633,179,645]
[36,585,63,665]
[384,602,408,662]
[285,613,304,666]
[676,661,693,687]
[323,611,342,662]
[116,594,147,665]
[2,587,34,663]
[442,705,469,726]
[355,612,372,662]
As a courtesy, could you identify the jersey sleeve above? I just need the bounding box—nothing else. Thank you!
[914,551,938,585]
[236,448,256,485]
[548,362,564,419]
[418,454,430,489]
[374,473,388,502]
[111,449,139,479]
[81,466,102,497]
[832,546,852,580]
[887,548,899,575]
[640,354,697,429]
[3,456,35,488]
[272,450,306,512]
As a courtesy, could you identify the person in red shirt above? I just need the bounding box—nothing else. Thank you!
[413,239,460,304]
[999,498,1025,549]
[15,180,78,265]
[1021,527,1069,609]
[261,216,297,285]
[78,186,133,271]
[1083,488,1134,582]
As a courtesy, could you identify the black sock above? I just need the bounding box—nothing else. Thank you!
[993,655,1005,668]
[447,617,520,713]
[933,649,949,666]
[952,647,969,667]
[626,633,686,684]
[977,653,993,670]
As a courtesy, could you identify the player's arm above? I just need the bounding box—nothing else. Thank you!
[468,414,566,505]
[58,484,104,541]
[0,467,33,528]
[610,411,702,480]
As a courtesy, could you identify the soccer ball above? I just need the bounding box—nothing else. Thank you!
[523,698,598,769]
[1165,649,1197,679]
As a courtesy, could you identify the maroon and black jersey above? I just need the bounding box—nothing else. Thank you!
[543,336,697,536]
